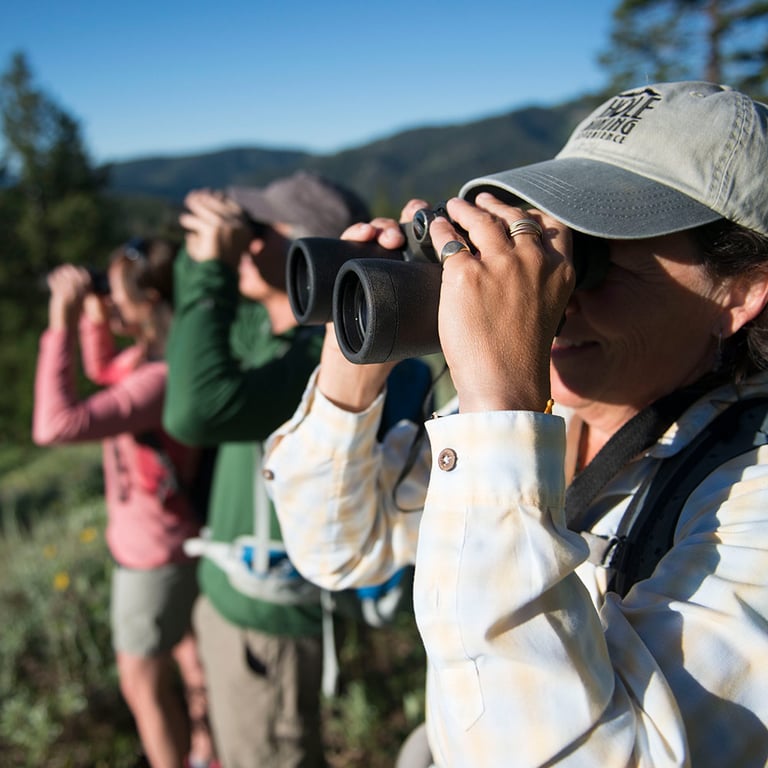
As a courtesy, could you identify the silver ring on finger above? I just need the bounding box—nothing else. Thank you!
[508,218,543,241]
[440,239,471,263]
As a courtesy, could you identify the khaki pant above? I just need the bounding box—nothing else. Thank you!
[193,595,325,768]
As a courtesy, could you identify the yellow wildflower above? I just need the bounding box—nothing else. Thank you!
[53,572,70,591]
[79,527,98,544]
[43,545,57,559]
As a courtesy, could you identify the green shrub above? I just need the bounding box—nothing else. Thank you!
[0,443,103,535]
[0,445,427,767]
[323,615,427,767]
[0,494,141,767]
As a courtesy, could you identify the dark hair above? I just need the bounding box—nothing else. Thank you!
[110,237,178,307]
[693,220,768,379]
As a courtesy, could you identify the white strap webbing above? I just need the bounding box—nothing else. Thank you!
[254,441,339,698]
[253,443,270,576]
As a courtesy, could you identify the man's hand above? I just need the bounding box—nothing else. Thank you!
[179,189,254,268]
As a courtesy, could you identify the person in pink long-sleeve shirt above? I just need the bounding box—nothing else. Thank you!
[33,238,218,768]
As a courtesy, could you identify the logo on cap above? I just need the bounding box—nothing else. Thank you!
[577,87,662,145]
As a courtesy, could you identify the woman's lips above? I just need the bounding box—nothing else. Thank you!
[551,337,599,358]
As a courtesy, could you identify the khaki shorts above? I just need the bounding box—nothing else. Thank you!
[193,595,325,768]
[111,560,199,656]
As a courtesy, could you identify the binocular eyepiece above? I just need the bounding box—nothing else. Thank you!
[286,206,609,365]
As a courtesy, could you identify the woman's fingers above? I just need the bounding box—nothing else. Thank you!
[428,195,574,413]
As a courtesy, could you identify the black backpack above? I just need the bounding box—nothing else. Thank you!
[568,395,768,598]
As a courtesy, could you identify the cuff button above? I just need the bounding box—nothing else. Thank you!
[437,448,457,471]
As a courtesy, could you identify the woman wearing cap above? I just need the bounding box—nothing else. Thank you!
[33,240,218,768]
[265,81,768,766]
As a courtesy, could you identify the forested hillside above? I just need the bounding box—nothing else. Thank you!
[108,95,601,212]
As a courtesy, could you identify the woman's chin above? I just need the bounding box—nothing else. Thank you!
[551,344,604,403]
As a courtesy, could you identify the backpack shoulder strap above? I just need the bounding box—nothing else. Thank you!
[135,430,217,523]
[608,397,768,597]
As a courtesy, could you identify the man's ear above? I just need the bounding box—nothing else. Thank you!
[248,238,266,257]
[721,271,768,337]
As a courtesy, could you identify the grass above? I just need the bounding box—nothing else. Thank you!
[0,444,427,767]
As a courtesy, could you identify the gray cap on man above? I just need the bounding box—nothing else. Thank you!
[227,171,370,238]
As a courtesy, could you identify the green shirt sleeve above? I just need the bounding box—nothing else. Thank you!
[163,248,323,445]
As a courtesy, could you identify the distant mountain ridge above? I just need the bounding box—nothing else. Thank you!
[107,92,604,212]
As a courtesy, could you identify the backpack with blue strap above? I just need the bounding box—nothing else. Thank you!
[184,357,434,694]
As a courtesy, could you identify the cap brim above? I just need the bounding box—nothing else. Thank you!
[459,157,722,239]
[226,186,278,224]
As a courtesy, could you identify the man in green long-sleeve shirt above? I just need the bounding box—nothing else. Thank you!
[163,172,370,767]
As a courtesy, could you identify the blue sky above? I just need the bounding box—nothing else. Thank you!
[2,0,618,163]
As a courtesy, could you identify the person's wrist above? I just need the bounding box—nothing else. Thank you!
[48,307,74,331]
[456,382,553,414]
[317,360,392,413]
[82,294,106,322]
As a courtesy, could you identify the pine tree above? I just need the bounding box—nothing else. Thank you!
[598,0,768,100]
[0,52,117,443]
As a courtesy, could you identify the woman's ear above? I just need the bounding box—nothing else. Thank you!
[143,287,162,304]
[721,271,768,337]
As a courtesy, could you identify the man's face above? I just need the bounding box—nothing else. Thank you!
[237,222,292,301]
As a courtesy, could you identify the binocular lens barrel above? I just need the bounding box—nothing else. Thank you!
[287,238,347,325]
[286,238,404,326]
[333,259,443,364]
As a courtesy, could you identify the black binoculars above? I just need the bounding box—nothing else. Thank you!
[286,205,609,364]
[86,267,111,296]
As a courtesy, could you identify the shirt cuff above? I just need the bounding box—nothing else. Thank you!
[264,366,386,458]
[424,410,566,511]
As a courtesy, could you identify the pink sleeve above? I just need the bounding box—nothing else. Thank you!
[79,316,125,384]
[33,328,167,445]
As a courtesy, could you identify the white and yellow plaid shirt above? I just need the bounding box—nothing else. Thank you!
[265,369,768,767]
